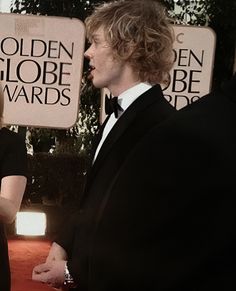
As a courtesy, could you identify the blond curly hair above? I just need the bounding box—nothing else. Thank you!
[85,0,174,85]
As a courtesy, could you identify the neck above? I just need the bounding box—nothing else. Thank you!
[108,64,141,96]
[110,80,141,97]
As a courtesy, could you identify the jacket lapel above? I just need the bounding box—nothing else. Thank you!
[88,84,175,183]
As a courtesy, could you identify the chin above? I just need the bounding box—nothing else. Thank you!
[93,80,107,89]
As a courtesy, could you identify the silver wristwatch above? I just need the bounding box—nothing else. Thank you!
[63,261,77,288]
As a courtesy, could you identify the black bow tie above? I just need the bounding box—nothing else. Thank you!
[105,94,124,118]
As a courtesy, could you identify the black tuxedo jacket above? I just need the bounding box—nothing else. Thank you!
[56,76,236,291]
[56,84,176,289]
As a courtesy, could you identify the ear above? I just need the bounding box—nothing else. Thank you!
[121,41,136,60]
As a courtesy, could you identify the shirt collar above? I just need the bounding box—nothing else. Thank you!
[117,82,152,112]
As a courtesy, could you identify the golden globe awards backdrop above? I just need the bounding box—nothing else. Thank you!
[1,13,85,128]
[100,25,216,123]
[163,25,216,109]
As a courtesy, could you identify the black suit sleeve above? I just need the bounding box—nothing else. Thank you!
[54,211,80,258]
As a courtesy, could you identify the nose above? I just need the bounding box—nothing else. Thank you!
[84,45,92,60]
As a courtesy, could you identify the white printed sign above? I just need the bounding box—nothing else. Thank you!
[1,13,85,128]
[163,25,216,109]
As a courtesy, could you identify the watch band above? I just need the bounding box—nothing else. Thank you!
[63,261,77,288]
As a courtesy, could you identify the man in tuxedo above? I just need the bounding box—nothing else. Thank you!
[33,1,236,291]
[32,0,176,289]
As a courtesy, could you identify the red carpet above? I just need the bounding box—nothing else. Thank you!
[8,238,55,291]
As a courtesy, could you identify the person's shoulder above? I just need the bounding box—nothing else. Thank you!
[220,74,236,102]
[0,127,25,144]
[161,79,236,131]
[191,74,236,109]
[178,80,235,116]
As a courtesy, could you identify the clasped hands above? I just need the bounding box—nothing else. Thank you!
[32,242,68,289]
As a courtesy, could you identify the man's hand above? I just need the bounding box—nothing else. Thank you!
[46,242,68,263]
[32,260,66,288]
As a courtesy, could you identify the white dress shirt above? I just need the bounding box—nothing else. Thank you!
[93,82,152,162]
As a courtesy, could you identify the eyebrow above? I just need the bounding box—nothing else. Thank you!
[87,34,99,43]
